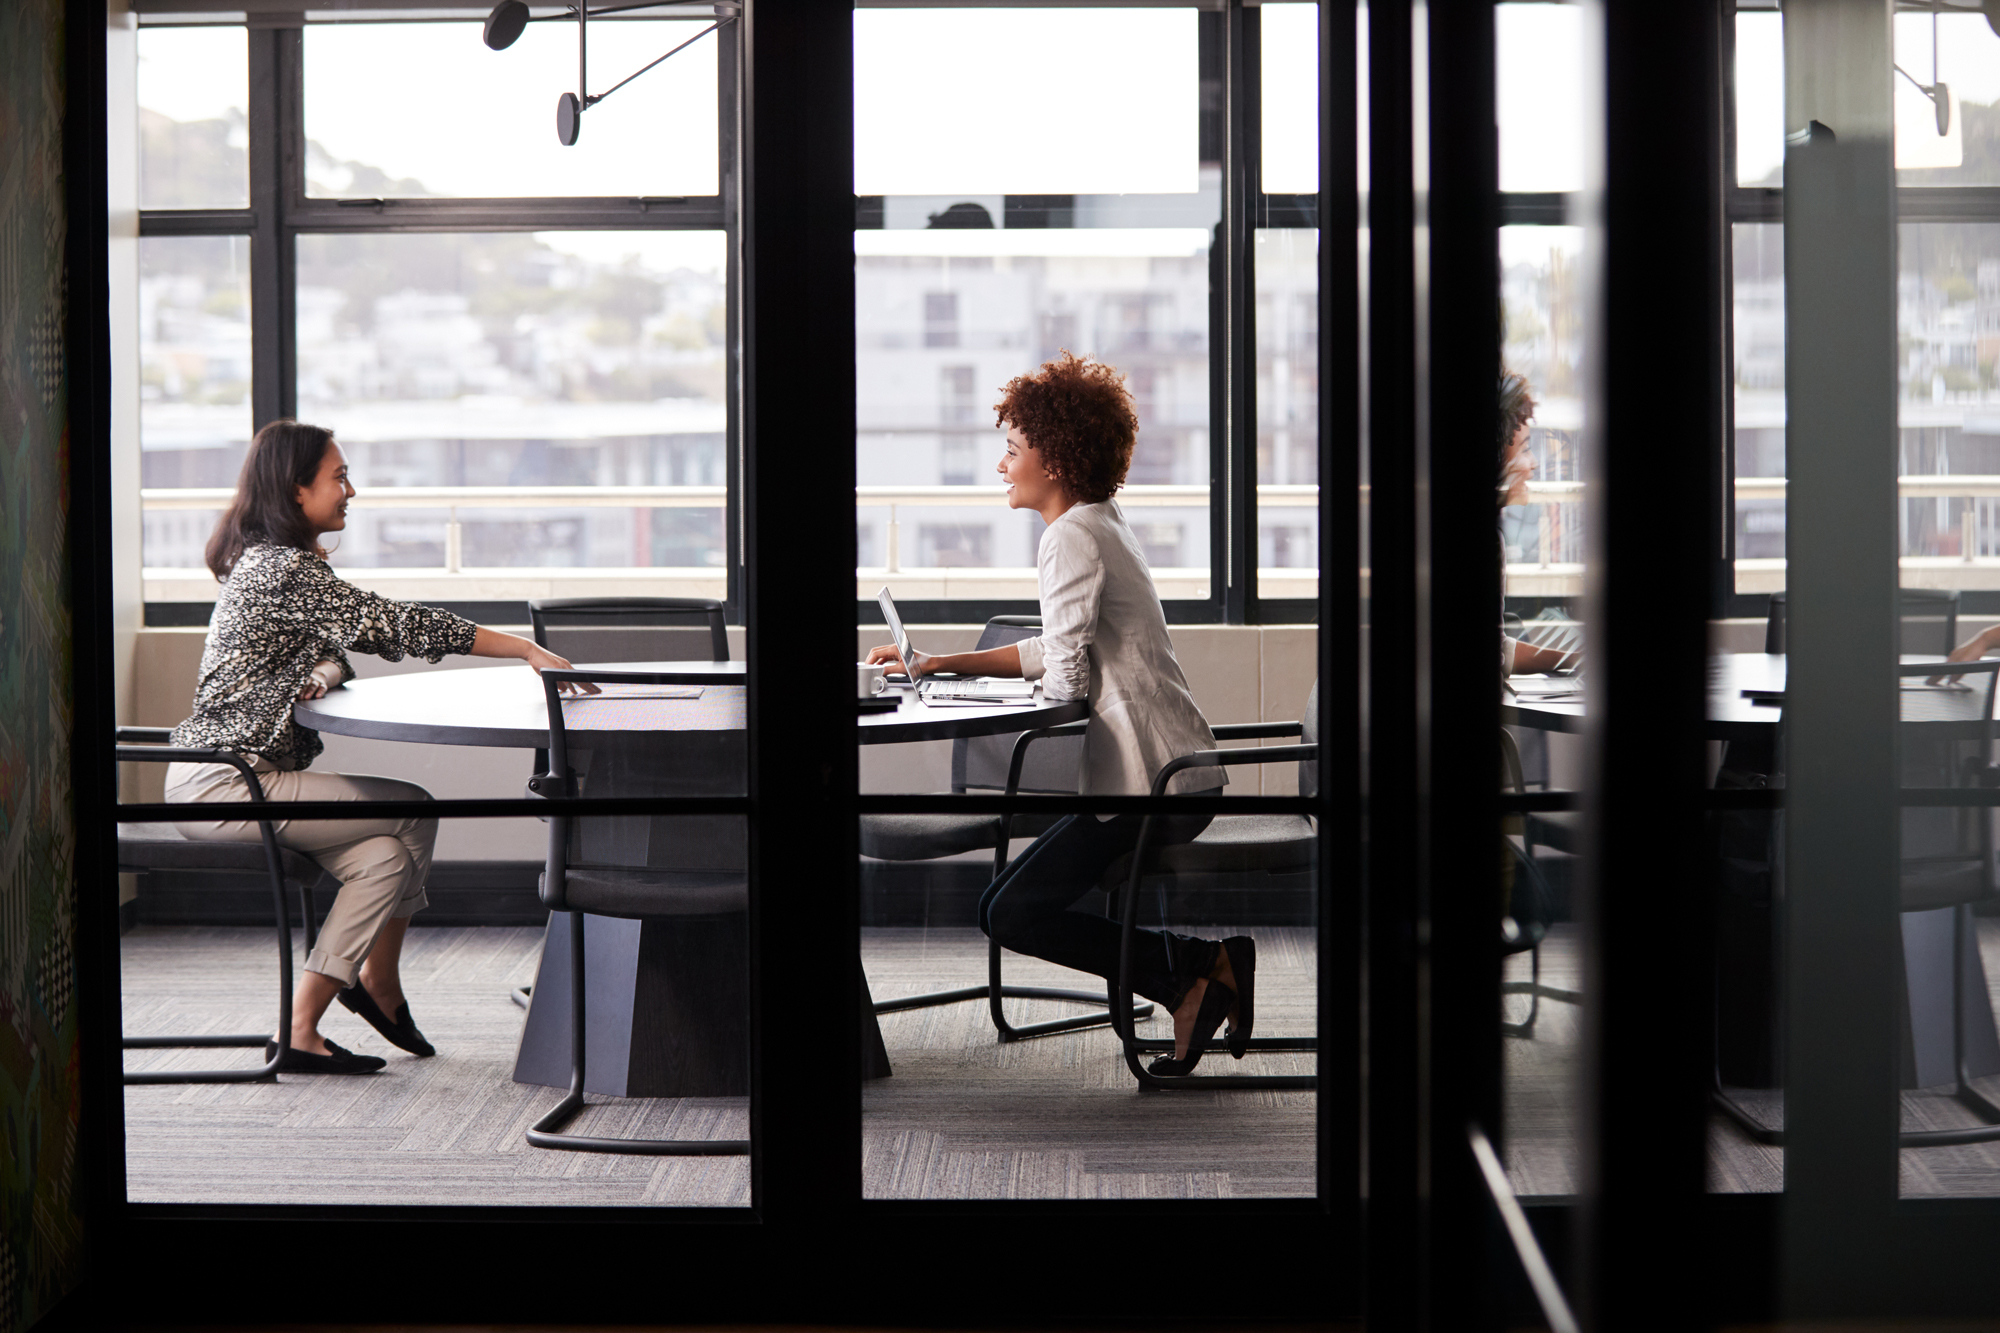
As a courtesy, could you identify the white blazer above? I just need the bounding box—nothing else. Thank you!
[1015,501,1225,797]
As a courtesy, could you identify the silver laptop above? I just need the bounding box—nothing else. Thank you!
[876,587,1036,701]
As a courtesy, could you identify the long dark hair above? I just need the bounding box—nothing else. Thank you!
[205,419,336,579]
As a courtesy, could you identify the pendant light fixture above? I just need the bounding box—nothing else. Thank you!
[482,1,737,146]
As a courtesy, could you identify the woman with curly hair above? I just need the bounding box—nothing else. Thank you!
[866,352,1249,1075]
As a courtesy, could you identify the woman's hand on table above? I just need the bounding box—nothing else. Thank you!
[296,659,344,700]
[865,643,935,680]
[1929,630,1998,685]
[524,643,600,695]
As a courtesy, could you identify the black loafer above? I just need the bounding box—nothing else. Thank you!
[1222,935,1256,1059]
[265,1039,387,1075]
[1147,979,1235,1078]
[336,984,436,1057]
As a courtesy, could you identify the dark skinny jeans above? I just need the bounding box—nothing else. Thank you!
[979,811,1215,1008]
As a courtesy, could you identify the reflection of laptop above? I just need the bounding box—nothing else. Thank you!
[877,587,1037,701]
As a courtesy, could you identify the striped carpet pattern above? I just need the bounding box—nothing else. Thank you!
[128,917,2000,1205]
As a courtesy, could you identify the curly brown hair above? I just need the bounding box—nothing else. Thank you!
[993,351,1138,505]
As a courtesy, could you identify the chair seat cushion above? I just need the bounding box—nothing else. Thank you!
[118,822,325,884]
[1099,813,1318,886]
[545,868,749,918]
[859,812,1002,861]
[1902,860,1990,912]
[1525,810,1580,854]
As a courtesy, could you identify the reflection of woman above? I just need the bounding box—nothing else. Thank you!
[865,353,1250,1075]
[167,420,585,1074]
[1499,371,1572,676]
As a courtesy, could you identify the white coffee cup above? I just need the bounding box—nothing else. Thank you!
[856,662,888,699]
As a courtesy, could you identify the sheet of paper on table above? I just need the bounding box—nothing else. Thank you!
[1508,675,1584,700]
[566,685,705,700]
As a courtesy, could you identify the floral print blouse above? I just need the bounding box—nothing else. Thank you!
[170,543,477,770]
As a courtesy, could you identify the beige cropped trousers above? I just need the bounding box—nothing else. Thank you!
[165,757,437,987]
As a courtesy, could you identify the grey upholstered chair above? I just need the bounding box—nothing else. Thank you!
[859,616,1155,1040]
[115,727,328,1084]
[529,596,730,664]
[1764,587,1960,657]
[524,667,750,1157]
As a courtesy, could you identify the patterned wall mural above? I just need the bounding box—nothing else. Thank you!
[0,1,85,1329]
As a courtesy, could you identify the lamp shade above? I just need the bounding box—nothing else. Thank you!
[484,0,530,50]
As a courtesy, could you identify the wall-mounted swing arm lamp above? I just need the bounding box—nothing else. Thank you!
[482,0,740,146]
[1895,0,1953,137]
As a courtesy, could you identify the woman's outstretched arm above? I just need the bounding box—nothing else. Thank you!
[864,642,1022,680]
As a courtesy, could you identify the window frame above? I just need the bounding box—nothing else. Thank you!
[133,7,742,623]
[1719,0,2000,619]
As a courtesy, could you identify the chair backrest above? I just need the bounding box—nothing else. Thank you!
[1767,589,1960,658]
[529,597,729,664]
[954,616,1083,794]
[1299,679,1319,800]
[541,668,746,876]
[1898,658,2000,911]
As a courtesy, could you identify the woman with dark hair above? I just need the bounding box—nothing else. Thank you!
[865,352,1249,1075]
[1498,370,1572,675]
[167,420,588,1074]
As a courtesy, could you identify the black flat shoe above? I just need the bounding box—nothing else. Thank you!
[264,1039,387,1075]
[1222,935,1256,1059]
[337,984,435,1057]
[1147,979,1235,1078]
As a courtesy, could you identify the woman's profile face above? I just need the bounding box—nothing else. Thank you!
[998,422,1063,511]
[294,440,356,538]
[1500,420,1533,506]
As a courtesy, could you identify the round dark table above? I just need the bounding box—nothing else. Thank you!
[295,663,1091,1091]
[1501,652,2000,1096]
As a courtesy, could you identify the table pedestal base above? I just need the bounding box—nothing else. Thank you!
[514,911,750,1097]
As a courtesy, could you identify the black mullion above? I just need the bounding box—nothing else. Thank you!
[740,0,857,1234]
[1421,0,1504,1325]
[1203,9,1230,625]
[1363,0,1422,1325]
[721,15,743,621]
[246,27,293,427]
[68,0,131,1241]
[1225,0,1259,624]
[1317,0,1364,1230]
[1583,1,1726,1327]
[282,199,728,231]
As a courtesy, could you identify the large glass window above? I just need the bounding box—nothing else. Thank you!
[136,16,732,607]
[292,230,726,576]
[137,25,247,209]
[138,235,252,569]
[302,20,719,198]
[853,7,1214,606]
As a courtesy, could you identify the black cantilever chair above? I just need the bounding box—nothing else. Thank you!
[863,615,1154,1041]
[524,667,750,1157]
[1077,682,1324,1090]
[1713,657,2000,1147]
[115,728,328,1084]
[525,597,731,806]
[1499,727,1579,1039]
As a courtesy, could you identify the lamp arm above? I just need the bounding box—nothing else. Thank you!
[586,19,726,107]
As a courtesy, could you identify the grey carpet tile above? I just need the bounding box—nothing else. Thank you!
[121,924,750,1208]
[859,925,1318,1200]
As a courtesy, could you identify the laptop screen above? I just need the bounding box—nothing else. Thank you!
[877,587,916,678]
